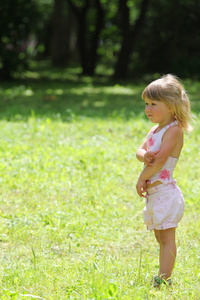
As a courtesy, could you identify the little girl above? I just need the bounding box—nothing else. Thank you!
[136,74,192,287]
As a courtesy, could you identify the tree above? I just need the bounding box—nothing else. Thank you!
[113,0,150,79]
[66,0,104,75]
[52,0,76,66]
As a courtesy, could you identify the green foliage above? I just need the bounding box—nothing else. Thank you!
[0,0,41,79]
[0,77,200,298]
[132,0,200,77]
[1,0,200,79]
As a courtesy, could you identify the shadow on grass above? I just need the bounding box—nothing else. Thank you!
[0,77,146,122]
[0,61,200,121]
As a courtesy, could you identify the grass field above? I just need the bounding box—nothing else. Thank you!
[0,68,200,299]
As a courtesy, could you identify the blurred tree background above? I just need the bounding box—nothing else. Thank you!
[0,0,200,81]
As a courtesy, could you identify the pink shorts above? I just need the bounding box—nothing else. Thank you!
[143,182,185,230]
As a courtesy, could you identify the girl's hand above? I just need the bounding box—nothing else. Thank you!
[136,179,147,197]
[144,150,160,166]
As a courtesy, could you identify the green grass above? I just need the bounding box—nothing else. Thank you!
[0,71,200,299]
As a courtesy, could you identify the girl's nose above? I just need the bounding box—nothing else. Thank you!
[145,106,150,112]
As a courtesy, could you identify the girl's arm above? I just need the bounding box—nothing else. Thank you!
[136,134,160,166]
[136,137,148,163]
[138,126,183,182]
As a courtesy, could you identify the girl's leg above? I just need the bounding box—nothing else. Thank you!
[154,230,162,275]
[154,228,176,280]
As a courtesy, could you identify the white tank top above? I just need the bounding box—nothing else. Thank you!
[146,120,179,185]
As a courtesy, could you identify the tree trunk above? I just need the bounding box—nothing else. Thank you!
[114,0,150,79]
[52,0,69,66]
[66,0,104,75]
[89,0,104,74]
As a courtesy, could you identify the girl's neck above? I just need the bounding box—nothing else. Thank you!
[158,118,176,130]
[154,118,176,133]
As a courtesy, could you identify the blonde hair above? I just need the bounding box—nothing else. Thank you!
[142,74,193,132]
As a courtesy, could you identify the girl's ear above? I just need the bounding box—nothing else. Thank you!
[168,107,172,112]
[168,106,173,113]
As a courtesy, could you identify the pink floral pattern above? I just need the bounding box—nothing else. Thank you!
[148,136,155,147]
[159,169,170,181]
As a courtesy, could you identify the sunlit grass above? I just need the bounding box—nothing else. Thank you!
[0,76,200,299]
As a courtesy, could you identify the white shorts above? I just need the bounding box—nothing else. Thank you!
[143,182,185,230]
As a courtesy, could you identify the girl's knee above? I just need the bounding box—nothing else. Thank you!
[159,228,176,245]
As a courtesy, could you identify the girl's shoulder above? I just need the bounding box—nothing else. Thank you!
[166,123,183,134]
[163,124,183,141]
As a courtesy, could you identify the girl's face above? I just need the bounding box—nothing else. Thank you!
[145,98,174,125]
